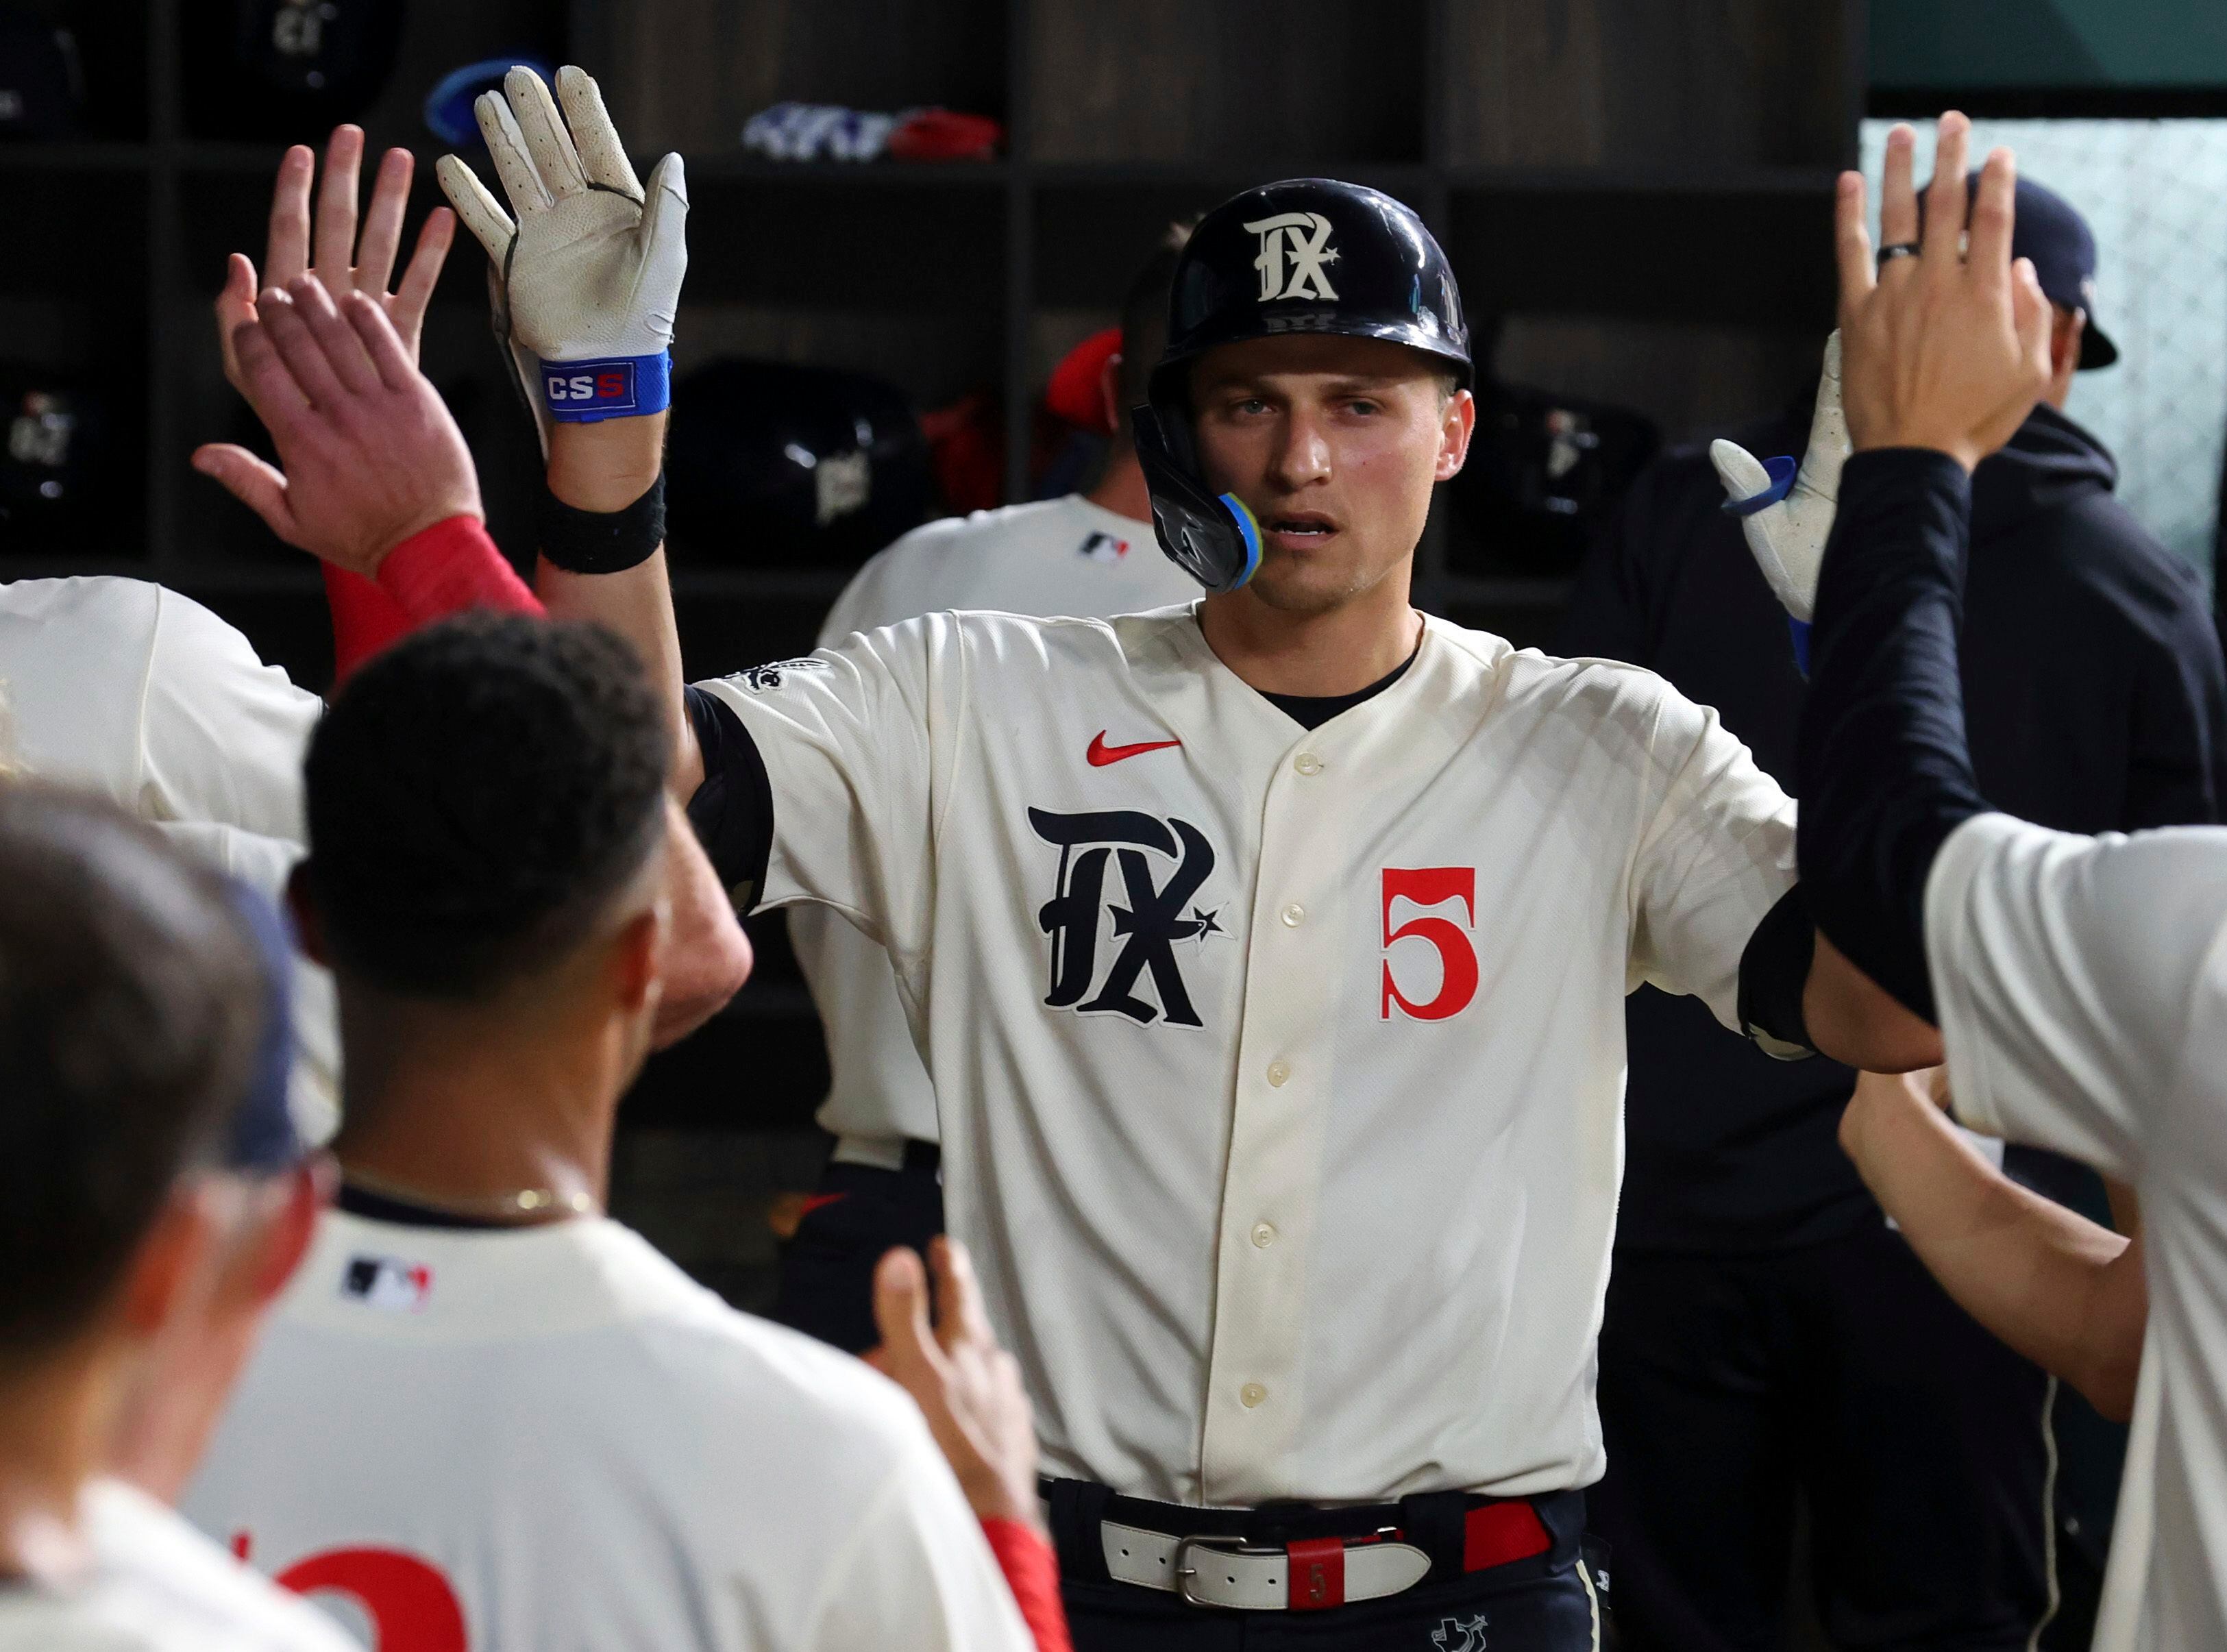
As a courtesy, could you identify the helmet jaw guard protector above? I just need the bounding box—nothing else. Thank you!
[1135,177,1472,594]
[1131,404,1262,593]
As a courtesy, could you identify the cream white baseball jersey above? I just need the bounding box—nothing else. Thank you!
[0,1479,356,1652]
[1928,812,2227,1652]
[184,1210,1033,1652]
[0,578,337,1142]
[0,578,318,840]
[693,606,1796,1505]
[793,494,1196,1158]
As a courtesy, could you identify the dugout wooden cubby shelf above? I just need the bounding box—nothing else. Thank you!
[0,0,1862,1126]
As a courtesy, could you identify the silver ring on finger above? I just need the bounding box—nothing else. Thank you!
[1876,242,1921,266]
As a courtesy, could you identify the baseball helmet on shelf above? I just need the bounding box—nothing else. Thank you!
[0,367,106,551]
[182,0,405,140]
[664,360,932,567]
[1131,177,1471,593]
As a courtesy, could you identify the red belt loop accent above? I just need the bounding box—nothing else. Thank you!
[1285,1537,1346,1610]
[1462,1502,1551,1573]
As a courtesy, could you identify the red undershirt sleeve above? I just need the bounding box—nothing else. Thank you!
[978,1518,1072,1652]
[325,517,544,684]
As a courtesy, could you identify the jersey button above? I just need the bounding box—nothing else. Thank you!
[1294,752,1322,776]
[1251,1222,1277,1248]
[1266,1060,1291,1087]
[1280,902,1305,927]
[1240,1383,1268,1409]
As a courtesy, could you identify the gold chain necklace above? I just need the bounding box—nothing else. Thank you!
[341,1165,599,1221]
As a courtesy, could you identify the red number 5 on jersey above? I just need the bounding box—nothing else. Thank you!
[262,1542,468,1652]
[1381,867,1479,1022]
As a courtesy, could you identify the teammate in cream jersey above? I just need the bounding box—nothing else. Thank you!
[193,1213,1029,1651]
[0,576,343,1141]
[175,603,1035,1652]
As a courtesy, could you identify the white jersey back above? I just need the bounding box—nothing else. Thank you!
[794,494,1194,1152]
[1927,813,2227,1652]
[698,607,1794,1504]
[0,578,317,838]
[0,1479,356,1652]
[184,1211,1031,1652]
[0,578,336,1142]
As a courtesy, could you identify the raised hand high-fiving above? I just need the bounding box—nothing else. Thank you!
[194,280,483,578]
[214,124,456,393]
[1834,114,2055,472]
[435,66,687,454]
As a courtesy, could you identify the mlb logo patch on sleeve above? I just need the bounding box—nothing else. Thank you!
[341,1255,433,1312]
[1079,531,1130,563]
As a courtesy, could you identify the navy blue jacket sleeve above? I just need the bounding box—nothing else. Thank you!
[1797,449,1993,1023]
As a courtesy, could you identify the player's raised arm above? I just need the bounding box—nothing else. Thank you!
[1787,114,2052,1065]
[214,124,461,679]
[435,66,698,790]
[199,284,749,1042]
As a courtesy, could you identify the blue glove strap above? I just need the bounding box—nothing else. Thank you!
[1723,454,1799,517]
[541,351,672,423]
[1787,615,1812,678]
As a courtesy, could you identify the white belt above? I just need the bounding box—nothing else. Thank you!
[1101,1520,1433,1611]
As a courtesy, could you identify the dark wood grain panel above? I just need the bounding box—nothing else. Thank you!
[1029,0,1427,164]
[1444,0,1857,167]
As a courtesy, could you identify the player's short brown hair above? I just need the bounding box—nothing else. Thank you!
[0,785,262,1357]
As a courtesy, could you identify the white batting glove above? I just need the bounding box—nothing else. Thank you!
[435,66,686,452]
[1708,331,1848,624]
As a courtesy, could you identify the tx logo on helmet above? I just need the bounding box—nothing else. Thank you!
[1244,211,1340,302]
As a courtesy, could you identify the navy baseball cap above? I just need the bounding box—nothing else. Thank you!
[1924,172,2117,369]
[220,878,306,1174]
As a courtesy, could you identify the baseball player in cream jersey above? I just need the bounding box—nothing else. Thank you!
[777,241,1198,1351]
[0,576,342,1139]
[178,611,1035,1652]
[395,86,1928,1649]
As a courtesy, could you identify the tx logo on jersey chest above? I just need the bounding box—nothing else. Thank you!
[1030,807,1224,1028]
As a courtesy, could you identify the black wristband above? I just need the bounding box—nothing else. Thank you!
[535,471,667,574]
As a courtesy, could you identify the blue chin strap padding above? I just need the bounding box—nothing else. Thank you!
[1218,491,1262,589]
[1722,454,1799,517]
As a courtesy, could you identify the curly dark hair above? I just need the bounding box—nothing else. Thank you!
[0,785,262,1355]
[304,615,670,1000]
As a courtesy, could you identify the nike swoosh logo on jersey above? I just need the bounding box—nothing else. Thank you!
[1087,732,1183,766]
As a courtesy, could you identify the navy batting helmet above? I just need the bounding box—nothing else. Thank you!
[1131,179,1471,592]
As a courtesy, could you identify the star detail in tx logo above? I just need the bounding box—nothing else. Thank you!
[1029,806,1222,1026]
[1429,1613,1488,1652]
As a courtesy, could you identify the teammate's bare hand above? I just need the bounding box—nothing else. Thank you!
[1834,113,2054,471]
[216,125,455,393]
[193,278,482,578]
[872,1237,1044,1534]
